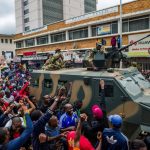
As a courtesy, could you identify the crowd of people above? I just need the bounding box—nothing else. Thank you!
[0,61,150,150]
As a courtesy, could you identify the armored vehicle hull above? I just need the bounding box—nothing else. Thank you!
[30,67,150,139]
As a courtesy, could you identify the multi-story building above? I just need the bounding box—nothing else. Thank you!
[0,34,15,63]
[15,0,150,70]
[15,0,97,33]
[84,0,97,13]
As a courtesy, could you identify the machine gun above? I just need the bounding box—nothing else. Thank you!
[83,34,150,69]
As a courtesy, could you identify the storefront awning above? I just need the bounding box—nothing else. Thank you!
[128,51,150,57]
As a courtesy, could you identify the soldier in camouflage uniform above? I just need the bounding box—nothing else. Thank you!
[84,48,98,70]
[42,48,65,70]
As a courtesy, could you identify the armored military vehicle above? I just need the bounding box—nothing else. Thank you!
[30,34,150,139]
[30,67,150,139]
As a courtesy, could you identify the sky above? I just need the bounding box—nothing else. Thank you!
[0,0,134,35]
[0,0,15,35]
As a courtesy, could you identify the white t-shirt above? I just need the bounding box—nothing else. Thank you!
[3,95,14,103]
[5,117,25,128]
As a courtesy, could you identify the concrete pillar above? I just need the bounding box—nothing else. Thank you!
[23,40,25,47]
[48,34,51,43]
[88,25,92,37]
[66,30,69,41]
[118,19,120,35]
[34,38,37,46]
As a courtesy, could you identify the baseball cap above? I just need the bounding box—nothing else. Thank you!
[108,114,122,126]
[91,105,103,119]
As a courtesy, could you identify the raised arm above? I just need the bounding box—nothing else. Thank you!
[7,108,33,150]
[33,98,60,135]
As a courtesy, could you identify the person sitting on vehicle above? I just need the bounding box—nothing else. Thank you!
[101,114,129,150]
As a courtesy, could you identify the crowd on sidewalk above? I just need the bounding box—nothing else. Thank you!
[0,61,150,150]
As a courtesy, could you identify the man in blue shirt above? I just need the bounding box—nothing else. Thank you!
[101,114,129,150]
[60,103,78,131]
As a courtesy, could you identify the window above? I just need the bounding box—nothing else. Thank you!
[25,38,35,47]
[123,22,128,32]
[24,18,29,23]
[25,26,30,31]
[37,35,48,45]
[92,22,117,37]
[5,39,8,43]
[69,28,88,40]
[10,39,12,44]
[16,41,24,48]
[44,79,52,88]
[51,32,66,43]
[129,17,149,32]
[24,0,28,6]
[92,26,97,36]
[1,39,4,43]
[24,9,29,15]
[99,84,114,97]
[111,22,118,34]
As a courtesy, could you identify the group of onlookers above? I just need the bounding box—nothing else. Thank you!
[0,61,150,150]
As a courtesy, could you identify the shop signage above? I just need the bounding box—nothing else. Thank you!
[65,6,118,24]
[129,33,150,52]
[22,56,48,61]
[128,51,149,57]
[23,51,36,56]
[97,24,111,35]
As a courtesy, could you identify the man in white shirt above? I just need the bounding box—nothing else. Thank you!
[3,89,14,103]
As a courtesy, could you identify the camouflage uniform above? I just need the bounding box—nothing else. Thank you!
[84,49,96,68]
[42,50,65,70]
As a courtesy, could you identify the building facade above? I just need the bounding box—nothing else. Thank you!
[15,0,97,33]
[84,0,97,13]
[15,0,150,70]
[0,34,15,63]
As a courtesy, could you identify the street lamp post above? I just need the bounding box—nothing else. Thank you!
[120,0,122,48]
[120,0,123,68]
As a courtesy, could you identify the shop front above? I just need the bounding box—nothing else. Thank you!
[21,51,48,70]
[128,33,150,71]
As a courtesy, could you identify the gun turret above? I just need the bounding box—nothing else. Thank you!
[83,34,150,70]
[107,34,150,58]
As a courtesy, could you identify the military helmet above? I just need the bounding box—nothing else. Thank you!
[55,48,61,52]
